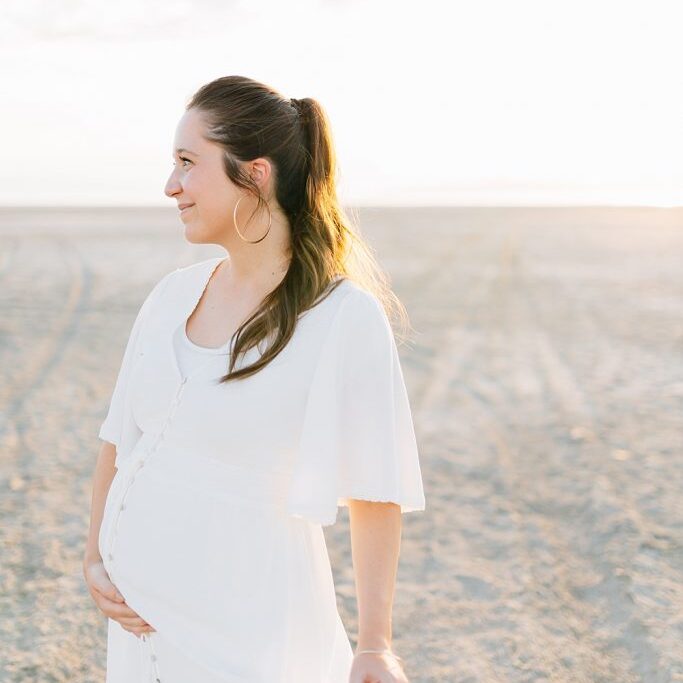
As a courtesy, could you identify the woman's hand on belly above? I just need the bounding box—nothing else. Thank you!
[83,558,157,637]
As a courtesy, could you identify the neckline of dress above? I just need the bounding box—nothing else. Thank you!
[180,323,231,354]
[170,256,230,383]
[168,257,350,384]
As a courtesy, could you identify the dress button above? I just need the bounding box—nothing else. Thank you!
[108,553,113,560]
[119,503,126,511]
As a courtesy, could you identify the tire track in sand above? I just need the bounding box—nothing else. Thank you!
[519,269,677,682]
[0,236,92,677]
[455,231,645,682]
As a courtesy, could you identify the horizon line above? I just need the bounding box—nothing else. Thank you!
[1,203,682,211]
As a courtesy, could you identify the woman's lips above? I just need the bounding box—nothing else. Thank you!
[180,204,195,214]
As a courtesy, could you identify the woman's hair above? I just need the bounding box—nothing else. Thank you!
[185,75,413,382]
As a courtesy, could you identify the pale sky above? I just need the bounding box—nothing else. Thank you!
[2,0,682,206]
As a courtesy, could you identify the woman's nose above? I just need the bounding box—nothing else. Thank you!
[164,174,181,198]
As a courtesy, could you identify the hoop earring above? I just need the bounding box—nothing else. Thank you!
[233,195,272,244]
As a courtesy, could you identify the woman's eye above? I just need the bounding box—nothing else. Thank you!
[173,157,192,167]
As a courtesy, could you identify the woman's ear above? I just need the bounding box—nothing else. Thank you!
[248,158,271,188]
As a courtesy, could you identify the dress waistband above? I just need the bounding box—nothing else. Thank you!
[120,436,292,511]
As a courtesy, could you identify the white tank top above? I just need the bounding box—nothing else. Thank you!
[173,322,231,378]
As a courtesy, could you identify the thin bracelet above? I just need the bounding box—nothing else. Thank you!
[355,648,404,662]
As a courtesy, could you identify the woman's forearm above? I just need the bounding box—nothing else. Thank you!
[83,442,118,565]
[348,499,402,650]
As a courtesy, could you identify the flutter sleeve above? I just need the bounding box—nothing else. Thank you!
[98,271,173,466]
[286,286,426,526]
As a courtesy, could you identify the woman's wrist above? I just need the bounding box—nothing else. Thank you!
[354,635,401,661]
[354,648,403,660]
[83,548,102,568]
[356,633,392,651]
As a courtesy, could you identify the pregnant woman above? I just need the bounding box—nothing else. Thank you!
[82,75,426,683]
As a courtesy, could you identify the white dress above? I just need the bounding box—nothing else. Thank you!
[97,255,426,683]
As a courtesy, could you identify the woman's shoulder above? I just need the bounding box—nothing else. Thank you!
[331,278,388,324]
[324,277,381,306]
[305,277,375,317]
[306,278,391,346]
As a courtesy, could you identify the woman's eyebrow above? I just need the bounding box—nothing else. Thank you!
[175,147,199,156]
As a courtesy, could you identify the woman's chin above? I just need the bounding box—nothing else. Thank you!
[182,225,211,245]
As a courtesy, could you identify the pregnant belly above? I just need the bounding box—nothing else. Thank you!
[102,455,292,643]
[99,448,341,680]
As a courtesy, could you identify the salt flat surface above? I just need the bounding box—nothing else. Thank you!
[0,206,681,682]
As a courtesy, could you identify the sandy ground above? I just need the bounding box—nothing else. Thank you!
[0,206,681,682]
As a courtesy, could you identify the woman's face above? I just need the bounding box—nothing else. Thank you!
[164,108,244,243]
